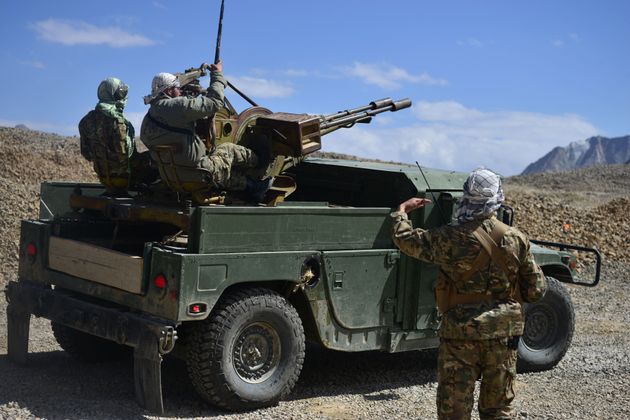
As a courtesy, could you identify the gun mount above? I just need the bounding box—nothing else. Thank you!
[255,97,412,157]
[170,62,412,174]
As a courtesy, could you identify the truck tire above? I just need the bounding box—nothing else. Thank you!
[51,321,129,362]
[517,276,575,373]
[186,288,305,411]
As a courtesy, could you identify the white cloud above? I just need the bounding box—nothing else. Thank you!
[552,39,565,48]
[153,1,167,9]
[284,68,309,77]
[226,75,294,98]
[321,101,599,176]
[18,59,45,69]
[30,19,156,48]
[457,38,483,48]
[552,34,580,48]
[342,62,448,89]
[414,101,484,121]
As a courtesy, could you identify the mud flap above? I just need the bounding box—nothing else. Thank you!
[6,303,31,364]
[133,330,164,414]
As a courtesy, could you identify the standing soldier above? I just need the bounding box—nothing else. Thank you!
[141,61,271,203]
[79,77,156,196]
[390,167,546,419]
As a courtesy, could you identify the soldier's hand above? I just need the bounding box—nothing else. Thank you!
[397,197,432,214]
[210,60,223,73]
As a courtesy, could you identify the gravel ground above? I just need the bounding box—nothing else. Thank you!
[1,261,628,419]
[1,127,629,419]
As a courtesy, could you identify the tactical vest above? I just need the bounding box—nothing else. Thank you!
[435,220,523,314]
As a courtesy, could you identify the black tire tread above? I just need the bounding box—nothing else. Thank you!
[186,287,305,411]
[517,276,575,372]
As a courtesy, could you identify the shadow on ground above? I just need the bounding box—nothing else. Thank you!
[0,344,437,419]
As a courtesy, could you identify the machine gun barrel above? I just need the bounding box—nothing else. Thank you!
[254,97,413,159]
[322,98,394,122]
[319,98,412,134]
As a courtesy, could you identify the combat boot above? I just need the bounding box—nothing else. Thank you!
[244,177,273,203]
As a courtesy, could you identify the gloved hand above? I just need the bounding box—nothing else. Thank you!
[210,60,223,73]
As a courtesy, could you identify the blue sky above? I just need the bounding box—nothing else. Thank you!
[1,0,628,175]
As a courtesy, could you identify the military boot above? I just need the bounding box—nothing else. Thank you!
[244,177,274,203]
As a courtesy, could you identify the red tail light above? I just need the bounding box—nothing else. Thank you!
[26,242,37,257]
[188,303,207,316]
[153,274,167,289]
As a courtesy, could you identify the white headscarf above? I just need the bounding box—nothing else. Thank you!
[456,167,505,223]
[143,72,180,104]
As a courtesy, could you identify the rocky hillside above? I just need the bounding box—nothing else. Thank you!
[504,165,630,265]
[522,135,630,175]
[0,126,96,284]
[0,126,628,285]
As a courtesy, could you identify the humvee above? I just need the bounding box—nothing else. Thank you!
[5,96,601,413]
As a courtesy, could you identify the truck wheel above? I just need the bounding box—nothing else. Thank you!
[186,288,305,411]
[51,322,129,362]
[517,276,575,373]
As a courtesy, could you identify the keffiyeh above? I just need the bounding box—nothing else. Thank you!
[456,167,505,223]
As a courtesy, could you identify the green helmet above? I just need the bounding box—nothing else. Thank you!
[97,77,129,106]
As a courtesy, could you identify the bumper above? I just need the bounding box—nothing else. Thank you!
[5,280,177,414]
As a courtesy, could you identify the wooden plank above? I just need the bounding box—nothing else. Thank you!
[48,236,144,294]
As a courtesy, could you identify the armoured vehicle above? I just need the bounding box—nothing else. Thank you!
[5,94,601,413]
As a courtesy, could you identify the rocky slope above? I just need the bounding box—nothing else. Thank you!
[522,135,630,174]
[504,164,630,265]
[0,126,629,419]
[0,126,96,284]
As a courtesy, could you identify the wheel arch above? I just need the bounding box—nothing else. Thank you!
[218,281,322,344]
[539,263,573,283]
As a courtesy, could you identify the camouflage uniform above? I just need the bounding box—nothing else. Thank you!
[79,109,132,177]
[141,69,258,191]
[391,212,546,419]
[79,78,156,194]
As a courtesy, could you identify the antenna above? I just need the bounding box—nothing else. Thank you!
[415,161,449,224]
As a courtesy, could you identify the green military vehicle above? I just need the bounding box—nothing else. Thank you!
[5,96,600,414]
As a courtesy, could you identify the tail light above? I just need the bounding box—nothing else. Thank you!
[26,242,37,257]
[188,303,207,316]
[153,273,167,289]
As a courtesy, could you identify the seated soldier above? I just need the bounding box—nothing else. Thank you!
[140,61,271,203]
[79,77,157,195]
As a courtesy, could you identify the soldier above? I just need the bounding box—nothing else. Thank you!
[390,167,546,419]
[140,61,271,202]
[79,77,156,196]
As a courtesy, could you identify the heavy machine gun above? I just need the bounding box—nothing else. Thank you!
[173,66,413,160]
[204,96,412,177]
[168,65,413,176]
[255,97,411,157]
[168,0,412,177]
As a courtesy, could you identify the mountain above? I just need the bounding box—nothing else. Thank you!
[522,135,630,174]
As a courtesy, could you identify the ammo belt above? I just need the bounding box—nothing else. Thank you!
[147,112,194,136]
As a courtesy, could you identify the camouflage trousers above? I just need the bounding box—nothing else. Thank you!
[200,142,258,190]
[437,337,517,420]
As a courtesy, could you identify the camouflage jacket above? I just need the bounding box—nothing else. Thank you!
[140,70,226,183]
[78,110,133,177]
[391,211,546,340]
